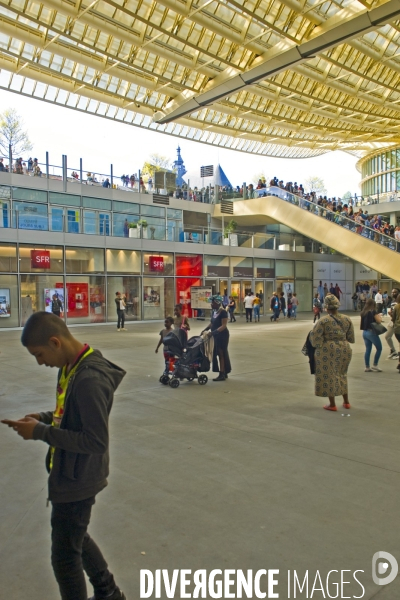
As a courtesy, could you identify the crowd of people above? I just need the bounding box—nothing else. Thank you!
[0,156,42,176]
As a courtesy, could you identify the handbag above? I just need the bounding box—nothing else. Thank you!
[370,322,387,335]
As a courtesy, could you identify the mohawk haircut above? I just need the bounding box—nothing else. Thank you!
[21,311,71,347]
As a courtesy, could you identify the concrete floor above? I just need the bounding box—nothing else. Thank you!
[1,313,400,600]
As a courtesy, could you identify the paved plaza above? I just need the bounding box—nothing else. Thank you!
[1,314,400,599]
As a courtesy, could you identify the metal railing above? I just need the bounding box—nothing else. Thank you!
[251,186,398,252]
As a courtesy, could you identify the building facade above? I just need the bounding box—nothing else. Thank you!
[0,172,385,328]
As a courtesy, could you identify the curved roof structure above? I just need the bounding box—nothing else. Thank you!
[1,0,400,157]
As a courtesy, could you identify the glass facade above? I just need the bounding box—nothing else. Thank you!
[359,146,400,197]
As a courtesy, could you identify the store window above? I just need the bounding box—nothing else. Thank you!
[20,274,65,326]
[142,216,166,241]
[106,249,141,273]
[204,254,229,277]
[113,213,139,237]
[144,252,174,275]
[83,197,112,211]
[296,261,312,279]
[176,254,203,276]
[65,275,105,324]
[107,276,141,322]
[19,244,63,273]
[230,256,252,277]
[295,281,312,311]
[0,274,18,327]
[66,247,104,274]
[12,188,47,202]
[0,243,17,272]
[254,258,275,278]
[143,277,174,320]
[49,192,81,207]
[113,201,140,213]
[176,277,202,318]
[276,260,294,278]
[141,205,165,218]
[14,201,49,231]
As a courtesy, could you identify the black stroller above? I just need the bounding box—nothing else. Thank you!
[160,333,210,388]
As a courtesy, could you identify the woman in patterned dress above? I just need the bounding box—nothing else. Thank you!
[310,294,355,411]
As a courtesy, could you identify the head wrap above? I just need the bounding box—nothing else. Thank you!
[208,294,224,305]
[324,294,340,310]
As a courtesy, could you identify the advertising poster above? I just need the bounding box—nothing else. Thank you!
[66,283,89,318]
[190,286,212,309]
[0,288,10,317]
[282,282,293,303]
[44,288,65,314]
[90,285,104,321]
[144,286,160,307]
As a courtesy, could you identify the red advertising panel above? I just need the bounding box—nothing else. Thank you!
[176,277,201,317]
[150,256,164,272]
[66,283,89,318]
[175,254,203,276]
[31,250,51,269]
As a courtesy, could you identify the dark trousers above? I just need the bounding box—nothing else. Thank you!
[245,308,252,321]
[51,497,116,600]
[229,309,236,322]
[117,309,125,329]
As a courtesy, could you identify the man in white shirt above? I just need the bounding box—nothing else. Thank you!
[386,288,400,359]
[375,289,383,314]
[244,291,255,322]
[115,292,127,331]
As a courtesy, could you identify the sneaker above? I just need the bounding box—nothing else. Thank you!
[121,328,128,331]
[388,351,398,359]
[365,367,372,372]
[117,328,120,331]
[390,353,399,360]
[371,366,382,372]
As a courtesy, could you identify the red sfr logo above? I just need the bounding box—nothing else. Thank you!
[31,250,51,269]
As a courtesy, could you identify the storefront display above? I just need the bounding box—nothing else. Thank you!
[0,288,10,317]
[143,277,174,320]
[144,286,161,306]
[107,277,141,322]
[66,283,89,318]
[44,288,65,314]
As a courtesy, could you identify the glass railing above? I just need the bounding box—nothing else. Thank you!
[0,207,337,253]
[252,186,397,252]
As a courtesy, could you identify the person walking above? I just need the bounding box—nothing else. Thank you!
[201,295,231,381]
[51,293,63,318]
[115,291,127,331]
[270,292,280,322]
[291,292,299,319]
[313,293,322,323]
[228,296,236,322]
[310,294,355,411]
[279,292,286,318]
[244,291,255,322]
[1,312,126,600]
[253,293,261,322]
[287,293,293,319]
[174,303,190,333]
[360,298,383,372]
[385,288,400,359]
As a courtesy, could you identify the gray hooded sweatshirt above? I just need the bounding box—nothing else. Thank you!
[32,349,126,503]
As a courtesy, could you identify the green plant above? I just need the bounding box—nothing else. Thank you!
[138,219,148,228]
[224,219,237,238]
[129,222,138,228]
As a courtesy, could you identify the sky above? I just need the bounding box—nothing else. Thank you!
[0,88,361,197]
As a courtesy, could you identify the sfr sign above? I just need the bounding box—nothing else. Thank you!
[31,250,51,269]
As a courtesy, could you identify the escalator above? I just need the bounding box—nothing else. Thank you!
[214,189,399,280]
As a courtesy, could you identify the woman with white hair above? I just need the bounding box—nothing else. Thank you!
[310,294,355,411]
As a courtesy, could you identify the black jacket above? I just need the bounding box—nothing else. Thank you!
[32,350,126,503]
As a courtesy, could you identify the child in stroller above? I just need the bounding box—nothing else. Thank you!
[159,333,210,388]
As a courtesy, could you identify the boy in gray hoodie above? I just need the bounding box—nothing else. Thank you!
[2,312,126,600]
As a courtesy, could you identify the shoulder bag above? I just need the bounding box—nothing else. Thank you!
[370,322,387,336]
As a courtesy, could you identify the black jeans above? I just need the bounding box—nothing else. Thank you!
[117,309,125,329]
[51,496,116,600]
[245,308,252,321]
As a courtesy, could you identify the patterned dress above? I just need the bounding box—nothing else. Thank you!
[310,313,355,397]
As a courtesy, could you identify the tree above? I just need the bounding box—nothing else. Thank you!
[304,176,326,195]
[342,191,352,201]
[0,108,33,157]
[253,171,270,185]
[142,154,173,180]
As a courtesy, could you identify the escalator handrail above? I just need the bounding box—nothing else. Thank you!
[253,186,396,251]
